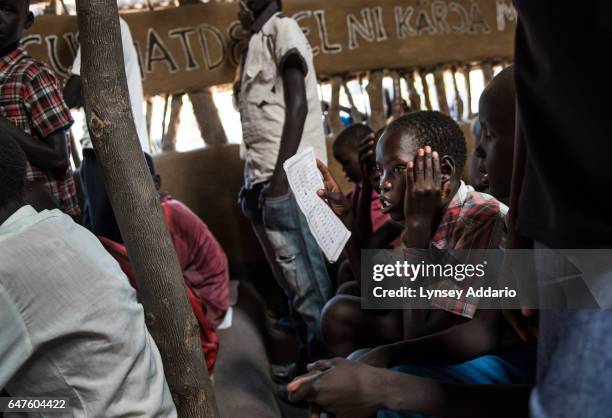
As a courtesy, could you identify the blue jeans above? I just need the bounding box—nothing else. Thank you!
[240,183,332,358]
[378,348,536,418]
[530,244,612,418]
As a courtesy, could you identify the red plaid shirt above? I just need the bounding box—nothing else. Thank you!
[0,47,78,216]
[404,182,504,319]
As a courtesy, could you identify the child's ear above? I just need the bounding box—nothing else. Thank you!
[440,155,455,182]
[24,12,35,30]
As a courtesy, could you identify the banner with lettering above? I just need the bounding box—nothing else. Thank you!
[23,0,516,96]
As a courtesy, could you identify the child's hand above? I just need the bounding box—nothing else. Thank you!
[316,159,353,227]
[288,358,384,418]
[402,146,450,248]
[358,133,380,189]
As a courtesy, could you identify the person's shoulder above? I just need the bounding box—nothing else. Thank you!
[269,13,304,37]
[18,56,60,85]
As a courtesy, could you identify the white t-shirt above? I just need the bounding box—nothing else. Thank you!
[72,18,150,153]
[239,12,327,188]
[0,206,176,417]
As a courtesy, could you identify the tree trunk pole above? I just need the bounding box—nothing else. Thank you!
[366,70,386,131]
[188,89,229,146]
[162,94,183,152]
[328,76,345,137]
[75,2,218,417]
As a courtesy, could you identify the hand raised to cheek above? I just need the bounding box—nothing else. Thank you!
[402,146,450,248]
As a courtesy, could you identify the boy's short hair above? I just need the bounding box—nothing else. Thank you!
[385,111,467,173]
[0,135,27,209]
[333,123,373,153]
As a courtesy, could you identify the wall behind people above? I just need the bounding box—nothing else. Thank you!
[23,0,516,96]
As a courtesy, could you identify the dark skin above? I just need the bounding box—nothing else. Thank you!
[0,0,70,178]
[333,143,363,184]
[0,199,24,227]
[468,120,489,193]
[63,75,84,109]
[356,132,401,250]
[238,0,305,200]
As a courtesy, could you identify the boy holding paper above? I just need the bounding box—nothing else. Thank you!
[235,0,332,363]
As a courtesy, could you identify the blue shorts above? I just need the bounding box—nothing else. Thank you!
[378,347,536,418]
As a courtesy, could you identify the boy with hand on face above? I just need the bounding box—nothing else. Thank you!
[318,111,505,358]
[288,76,536,418]
[0,0,78,218]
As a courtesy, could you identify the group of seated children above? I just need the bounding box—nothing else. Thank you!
[287,66,537,418]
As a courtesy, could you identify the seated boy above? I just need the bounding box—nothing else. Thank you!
[288,67,535,418]
[468,119,490,193]
[317,111,504,357]
[100,154,230,329]
[0,134,176,416]
[146,154,230,328]
[0,0,79,218]
[333,124,400,291]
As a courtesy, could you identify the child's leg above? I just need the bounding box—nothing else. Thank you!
[321,295,404,357]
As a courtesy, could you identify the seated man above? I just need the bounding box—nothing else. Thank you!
[145,154,230,328]
[0,134,176,416]
[288,67,535,418]
[318,111,505,358]
[99,154,230,330]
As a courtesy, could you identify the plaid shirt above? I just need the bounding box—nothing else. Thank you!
[0,47,78,216]
[404,182,504,319]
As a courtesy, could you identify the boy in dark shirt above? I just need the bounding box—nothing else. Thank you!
[0,0,78,217]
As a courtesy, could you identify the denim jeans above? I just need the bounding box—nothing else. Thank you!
[530,243,612,418]
[79,149,123,243]
[240,183,332,357]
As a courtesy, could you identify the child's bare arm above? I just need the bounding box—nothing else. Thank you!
[0,117,69,177]
[360,309,505,368]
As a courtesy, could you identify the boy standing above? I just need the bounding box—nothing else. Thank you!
[0,0,78,217]
[236,0,331,360]
[64,17,148,242]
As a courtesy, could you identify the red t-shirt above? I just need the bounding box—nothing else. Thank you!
[347,184,389,232]
[161,195,230,328]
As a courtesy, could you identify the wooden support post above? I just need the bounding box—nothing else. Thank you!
[419,69,433,111]
[328,76,345,136]
[390,71,404,119]
[342,80,362,123]
[365,70,386,131]
[162,94,183,152]
[463,65,475,118]
[188,89,228,146]
[481,61,495,87]
[74,1,219,416]
[433,67,450,115]
[404,69,422,111]
[451,66,464,120]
